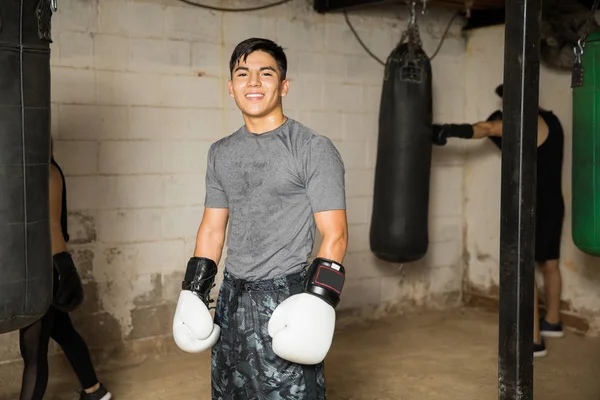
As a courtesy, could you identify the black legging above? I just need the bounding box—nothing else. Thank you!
[19,306,98,400]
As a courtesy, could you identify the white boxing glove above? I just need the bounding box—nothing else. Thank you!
[268,258,345,365]
[173,257,221,353]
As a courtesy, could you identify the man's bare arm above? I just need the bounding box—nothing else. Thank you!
[313,209,348,264]
[194,207,229,264]
[49,165,68,255]
[472,115,549,147]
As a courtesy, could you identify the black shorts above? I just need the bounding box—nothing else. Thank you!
[211,269,326,400]
[535,202,565,263]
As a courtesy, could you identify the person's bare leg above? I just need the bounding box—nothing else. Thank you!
[84,383,100,394]
[534,282,541,344]
[533,282,547,357]
[540,259,562,324]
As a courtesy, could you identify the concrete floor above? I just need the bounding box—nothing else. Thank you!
[1,307,599,400]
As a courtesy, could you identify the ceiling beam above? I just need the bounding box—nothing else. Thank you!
[313,0,401,13]
[313,0,505,13]
[314,0,594,13]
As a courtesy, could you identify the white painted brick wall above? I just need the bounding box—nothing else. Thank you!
[51,67,96,104]
[465,24,600,330]
[57,105,129,140]
[93,34,130,71]
[0,0,468,361]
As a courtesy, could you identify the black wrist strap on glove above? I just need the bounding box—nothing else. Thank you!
[52,251,84,313]
[444,124,474,139]
[182,257,218,309]
[304,257,345,308]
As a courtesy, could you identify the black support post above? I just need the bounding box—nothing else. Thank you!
[498,0,542,399]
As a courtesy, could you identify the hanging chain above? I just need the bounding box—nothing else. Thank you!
[574,0,600,61]
[581,0,600,42]
[400,1,423,49]
[464,0,473,18]
[572,0,597,87]
[399,1,412,45]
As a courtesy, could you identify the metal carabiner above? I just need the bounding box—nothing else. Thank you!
[574,39,584,63]
[50,0,58,12]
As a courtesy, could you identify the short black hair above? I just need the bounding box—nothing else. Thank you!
[229,38,287,80]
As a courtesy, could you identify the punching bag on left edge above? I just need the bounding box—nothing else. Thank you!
[0,0,55,334]
[369,32,433,263]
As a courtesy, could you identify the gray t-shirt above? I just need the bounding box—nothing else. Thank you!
[204,118,346,280]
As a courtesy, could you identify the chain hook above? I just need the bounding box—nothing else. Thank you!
[50,0,58,12]
[574,38,584,63]
[421,0,427,15]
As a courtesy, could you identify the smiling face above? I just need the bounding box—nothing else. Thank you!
[228,50,289,120]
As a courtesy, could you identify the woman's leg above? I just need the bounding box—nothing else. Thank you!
[539,259,562,324]
[50,309,100,391]
[18,310,54,400]
[534,282,541,343]
[533,282,547,357]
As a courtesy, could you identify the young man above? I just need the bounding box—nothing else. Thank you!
[432,84,565,358]
[172,38,348,399]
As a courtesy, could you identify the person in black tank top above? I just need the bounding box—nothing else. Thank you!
[50,158,70,242]
[18,143,112,400]
[430,84,565,359]
[486,109,565,263]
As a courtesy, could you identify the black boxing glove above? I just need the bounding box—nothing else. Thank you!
[52,252,84,312]
[432,124,475,146]
[432,124,448,146]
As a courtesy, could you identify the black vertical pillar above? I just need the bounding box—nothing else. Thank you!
[498,0,542,399]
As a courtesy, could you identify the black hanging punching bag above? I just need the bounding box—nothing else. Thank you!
[370,25,433,263]
[0,0,55,334]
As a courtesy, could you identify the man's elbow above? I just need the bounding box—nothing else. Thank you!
[323,229,348,252]
[197,227,224,246]
[338,230,349,247]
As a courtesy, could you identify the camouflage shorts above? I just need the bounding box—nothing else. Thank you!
[211,269,326,400]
